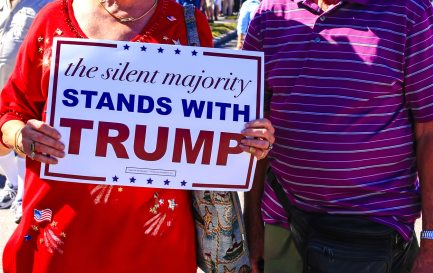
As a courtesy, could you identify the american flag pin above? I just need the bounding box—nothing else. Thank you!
[34,208,53,223]
[167,15,176,21]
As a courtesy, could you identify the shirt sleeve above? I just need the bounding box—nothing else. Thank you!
[237,4,251,35]
[404,2,433,122]
[242,6,263,52]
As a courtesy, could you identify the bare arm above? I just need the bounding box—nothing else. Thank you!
[416,121,433,230]
[236,13,269,266]
[2,120,26,156]
[236,33,244,50]
[244,157,267,273]
[411,120,433,273]
[242,114,274,273]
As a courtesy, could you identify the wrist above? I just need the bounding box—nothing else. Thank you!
[2,120,25,153]
[419,236,433,252]
[420,230,433,251]
[0,134,8,149]
[1,128,15,150]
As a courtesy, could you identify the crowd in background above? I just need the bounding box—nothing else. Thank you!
[177,0,242,21]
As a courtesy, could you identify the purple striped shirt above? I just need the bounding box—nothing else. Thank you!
[243,0,433,240]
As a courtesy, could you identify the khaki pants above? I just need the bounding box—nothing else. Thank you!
[264,224,303,273]
[222,0,234,15]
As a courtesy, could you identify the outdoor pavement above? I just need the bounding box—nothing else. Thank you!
[0,209,16,271]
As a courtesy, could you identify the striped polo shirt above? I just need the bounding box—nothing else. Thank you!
[243,0,433,240]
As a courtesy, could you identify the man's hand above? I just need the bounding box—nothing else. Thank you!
[411,240,433,273]
[240,118,275,160]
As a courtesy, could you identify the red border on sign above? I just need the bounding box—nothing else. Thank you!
[44,40,117,182]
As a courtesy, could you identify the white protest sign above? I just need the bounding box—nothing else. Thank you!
[41,38,264,191]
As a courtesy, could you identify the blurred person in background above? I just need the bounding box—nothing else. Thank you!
[204,0,215,21]
[176,0,203,9]
[221,0,235,16]
[222,0,234,16]
[235,0,259,49]
[214,0,221,18]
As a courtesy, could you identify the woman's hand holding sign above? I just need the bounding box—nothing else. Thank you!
[240,118,275,160]
[2,119,65,164]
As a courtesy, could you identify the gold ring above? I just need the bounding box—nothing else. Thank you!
[257,152,266,160]
[29,141,36,160]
